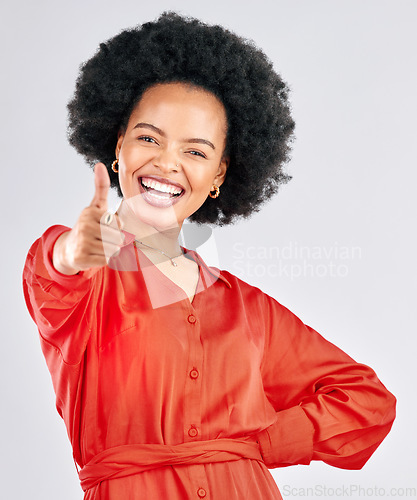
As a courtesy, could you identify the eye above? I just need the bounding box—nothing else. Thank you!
[188,150,207,159]
[138,135,158,144]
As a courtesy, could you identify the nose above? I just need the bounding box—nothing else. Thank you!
[153,147,181,174]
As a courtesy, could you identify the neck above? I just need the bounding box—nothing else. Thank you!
[116,199,183,258]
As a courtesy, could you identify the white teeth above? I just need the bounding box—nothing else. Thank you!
[147,192,172,200]
[141,178,182,195]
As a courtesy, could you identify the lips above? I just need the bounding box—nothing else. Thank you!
[138,176,185,208]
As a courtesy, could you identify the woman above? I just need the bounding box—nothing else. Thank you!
[23,12,396,500]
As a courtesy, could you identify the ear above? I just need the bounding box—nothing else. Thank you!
[115,130,125,158]
[215,156,229,187]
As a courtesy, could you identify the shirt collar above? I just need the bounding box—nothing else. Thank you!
[121,230,232,289]
[181,246,232,289]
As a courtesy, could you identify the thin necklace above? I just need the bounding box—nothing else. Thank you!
[134,239,184,267]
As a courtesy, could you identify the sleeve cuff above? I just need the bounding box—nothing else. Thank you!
[42,225,100,285]
[256,405,314,468]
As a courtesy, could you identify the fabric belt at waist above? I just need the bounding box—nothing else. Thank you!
[79,436,263,492]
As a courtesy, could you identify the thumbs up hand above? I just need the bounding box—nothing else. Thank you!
[52,163,125,275]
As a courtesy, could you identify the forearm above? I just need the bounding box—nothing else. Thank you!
[258,295,396,470]
[257,363,396,469]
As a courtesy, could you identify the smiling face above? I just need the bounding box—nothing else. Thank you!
[115,82,229,231]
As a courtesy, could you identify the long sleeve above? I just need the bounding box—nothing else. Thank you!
[255,294,396,470]
[22,224,100,365]
[22,224,104,463]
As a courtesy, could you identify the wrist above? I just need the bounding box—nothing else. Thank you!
[52,231,80,275]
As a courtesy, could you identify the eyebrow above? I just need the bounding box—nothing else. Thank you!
[133,122,216,150]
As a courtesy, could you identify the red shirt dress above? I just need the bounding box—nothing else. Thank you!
[22,225,396,499]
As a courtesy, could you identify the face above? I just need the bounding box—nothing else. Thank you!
[115,82,229,230]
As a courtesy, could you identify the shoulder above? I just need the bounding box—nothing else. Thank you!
[214,266,288,312]
[217,267,308,327]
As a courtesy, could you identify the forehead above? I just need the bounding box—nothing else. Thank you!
[127,82,228,138]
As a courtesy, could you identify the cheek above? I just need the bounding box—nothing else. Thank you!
[120,142,155,169]
[188,164,216,186]
[118,172,138,200]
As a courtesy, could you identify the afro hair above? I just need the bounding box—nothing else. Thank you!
[67,11,295,225]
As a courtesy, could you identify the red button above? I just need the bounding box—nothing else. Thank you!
[197,488,206,498]
[188,426,198,437]
[188,314,196,324]
[190,369,199,379]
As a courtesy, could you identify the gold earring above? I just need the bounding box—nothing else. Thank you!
[209,184,220,199]
[112,159,119,173]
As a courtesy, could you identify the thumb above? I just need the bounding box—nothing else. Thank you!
[91,163,111,209]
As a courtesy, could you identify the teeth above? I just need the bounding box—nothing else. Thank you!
[141,178,182,195]
[147,192,172,200]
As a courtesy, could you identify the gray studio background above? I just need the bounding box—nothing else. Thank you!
[1,0,415,498]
